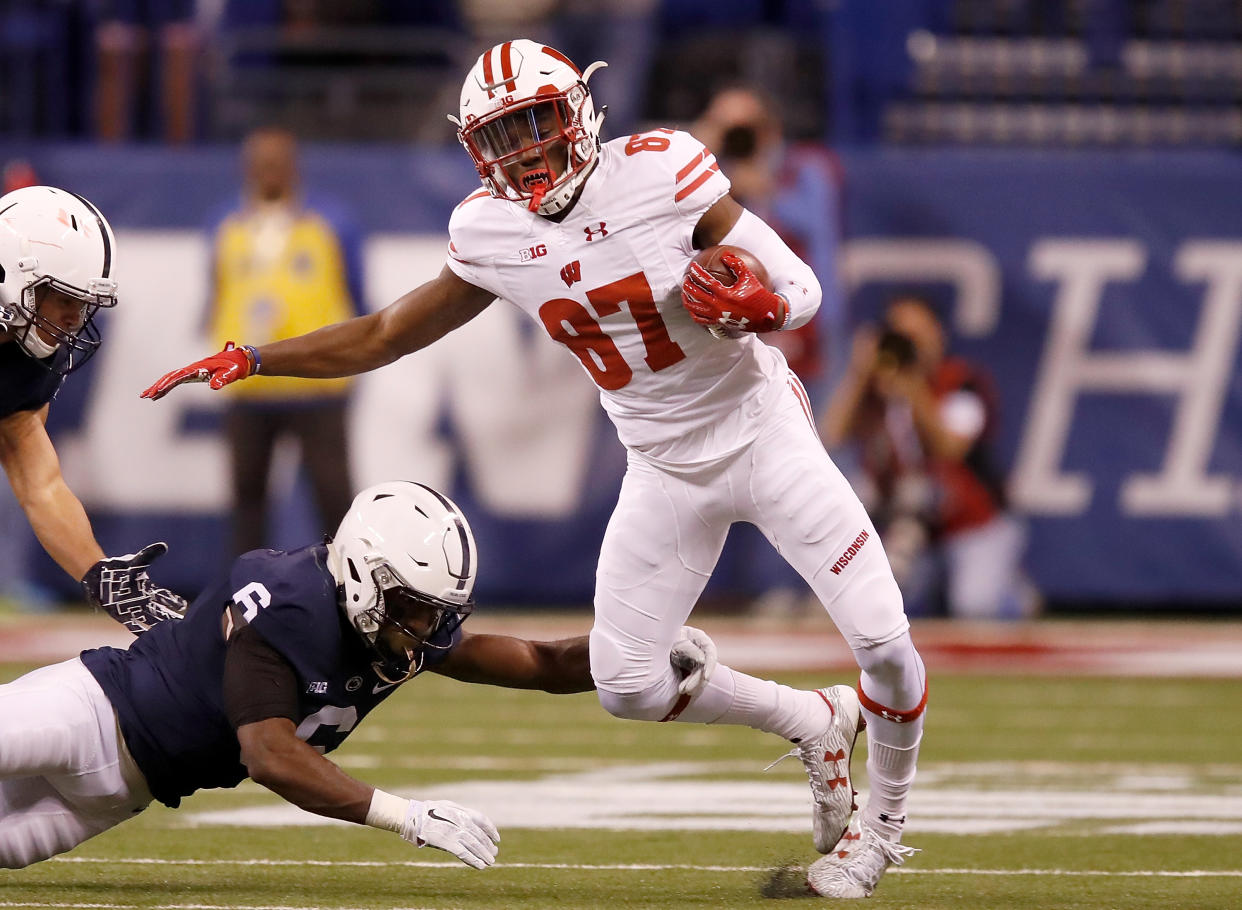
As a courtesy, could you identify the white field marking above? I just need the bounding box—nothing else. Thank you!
[346,727,647,747]
[333,754,628,772]
[1103,821,1242,835]
[182,761,1242,835]
[0,903,451,910]
[915,760,1242,776]
[46,859,1242,878]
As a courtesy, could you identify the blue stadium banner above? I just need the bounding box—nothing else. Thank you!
[8,145,1240,606]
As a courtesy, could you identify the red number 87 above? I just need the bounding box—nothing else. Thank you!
[538,272,685,391]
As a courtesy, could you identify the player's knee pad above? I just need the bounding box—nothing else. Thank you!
[589,626,660,692]
[853,631,926,714]
[595,678,681,722]
[589,626,682,720]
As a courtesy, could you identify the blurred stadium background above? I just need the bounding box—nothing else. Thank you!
[2,3,1242,907]
[2,1,1240,614]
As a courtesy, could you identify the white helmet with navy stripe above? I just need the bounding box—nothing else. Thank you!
[330,481,477,683]
[450,39,607,216]
[0,185,117,373]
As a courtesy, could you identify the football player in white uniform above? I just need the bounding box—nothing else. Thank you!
[143,39,926,898]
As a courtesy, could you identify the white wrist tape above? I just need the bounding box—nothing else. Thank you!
[365,789,408,834]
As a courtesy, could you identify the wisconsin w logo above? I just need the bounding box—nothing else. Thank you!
[560,260,582,288]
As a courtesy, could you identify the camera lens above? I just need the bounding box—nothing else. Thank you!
[877,329,918,368]
[720,125,758,159]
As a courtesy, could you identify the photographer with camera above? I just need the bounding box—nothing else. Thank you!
[690,85,845,384]
[820,294,1037,620]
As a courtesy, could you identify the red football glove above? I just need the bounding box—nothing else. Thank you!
[681,252,788,334]
[140,342,259,401]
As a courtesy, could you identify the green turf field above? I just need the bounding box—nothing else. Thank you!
[1,666,1239,909]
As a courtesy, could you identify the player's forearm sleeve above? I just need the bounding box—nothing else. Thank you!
[719,208,822,330]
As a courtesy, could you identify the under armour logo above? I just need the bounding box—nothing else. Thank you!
[716,312,750,331]
[560,260,582,287]
[584,222,608,241]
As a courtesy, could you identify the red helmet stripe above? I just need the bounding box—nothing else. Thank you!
[481,47,496,98]
[541,46,581,76]
[499,41,518,93]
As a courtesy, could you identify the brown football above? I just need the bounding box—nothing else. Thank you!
[691,244,771,288]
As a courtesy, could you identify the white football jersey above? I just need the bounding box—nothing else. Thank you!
[445,129,789,465]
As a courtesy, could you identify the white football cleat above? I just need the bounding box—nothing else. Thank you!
[806,816,919,899]
[766,684,863,853]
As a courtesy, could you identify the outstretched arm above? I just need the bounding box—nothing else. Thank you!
[1,406,186,633]
[432,627,719,697]
[237,715,500,869]
[432,631,592,693]
[0,405,104,578]
[142,267,495,399]
[261,267,495,378]
[237,715,373,822]
[228,624,499,868]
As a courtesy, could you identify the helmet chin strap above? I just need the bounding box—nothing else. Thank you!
[372,644,423,685]
[9,285,61,358]
[15,294,59,359]
[18,326,58,359]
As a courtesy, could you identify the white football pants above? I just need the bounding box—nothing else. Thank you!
[590,373,909,699]
[0,658,152,868]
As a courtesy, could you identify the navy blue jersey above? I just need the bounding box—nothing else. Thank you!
[0,339,68,418]
[81,544,460,808]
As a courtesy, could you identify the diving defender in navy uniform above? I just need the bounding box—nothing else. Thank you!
[0,480,717,869]
[0,185,185,631]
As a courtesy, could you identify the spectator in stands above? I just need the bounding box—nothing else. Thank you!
[691,84,847,614]
[2,160,38,194]
[93,0,199,143]
[820,293,1037,620]
[691,84,847,384]
[207,127,360,556]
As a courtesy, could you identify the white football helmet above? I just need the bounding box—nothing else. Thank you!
[450,39,607,216]
[329,481,477,683]
[0,185,118,374]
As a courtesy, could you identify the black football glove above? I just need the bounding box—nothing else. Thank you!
[81,542,189,636]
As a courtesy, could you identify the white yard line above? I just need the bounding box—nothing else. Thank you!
[0,903,448,910]
[48,857,1242,876]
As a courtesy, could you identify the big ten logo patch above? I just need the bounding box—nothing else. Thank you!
[519,243,548,262]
